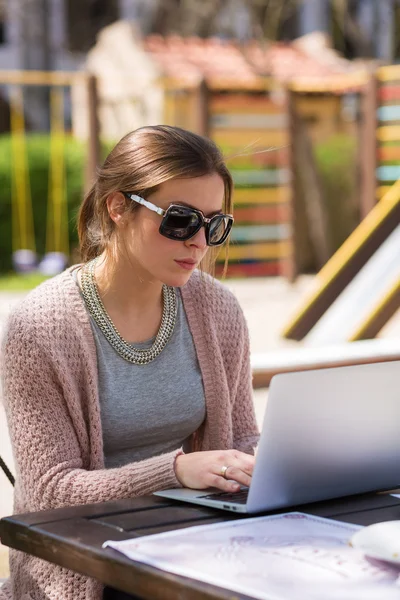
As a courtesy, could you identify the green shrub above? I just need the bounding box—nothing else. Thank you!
[314,133,359,252]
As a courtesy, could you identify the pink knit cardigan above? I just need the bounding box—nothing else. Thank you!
[0,267,259,600]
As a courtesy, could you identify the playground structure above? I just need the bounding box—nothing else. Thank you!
[145,71,292,278]
[9,85,36,266]
[253,67,400,384]
[0,68,291,278]
[0,51,398,344]
[200,82,292,279]
[80,26,370,280]
[0,70,99,274]
[282,65,400,346]
[0,24,375,280]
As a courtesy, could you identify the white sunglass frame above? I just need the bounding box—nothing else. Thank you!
[124,193,234,245]
[125,193,233,226]
[125,193,166,217]
[123,192,234,246]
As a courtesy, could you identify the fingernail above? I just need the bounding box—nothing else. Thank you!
[232,484,240,491]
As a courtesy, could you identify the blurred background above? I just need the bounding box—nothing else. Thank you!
[0,0,399,280]
[1,0,400,579]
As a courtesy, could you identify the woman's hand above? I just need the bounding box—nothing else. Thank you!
[174,450,255,493]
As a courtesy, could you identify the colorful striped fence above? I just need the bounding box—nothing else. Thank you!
[211,90,291,278]
[376,66,400,194]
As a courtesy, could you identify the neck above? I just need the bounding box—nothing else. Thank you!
[93,253,164,315]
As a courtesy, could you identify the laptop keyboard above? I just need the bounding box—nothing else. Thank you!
[199,488,249,504]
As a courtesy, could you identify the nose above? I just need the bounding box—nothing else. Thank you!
[186,226,207,250]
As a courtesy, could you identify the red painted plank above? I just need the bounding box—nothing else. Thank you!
[234,205,289,222]
[379,87,400,101]
[378,146,400,161]
[216,261,281,278]
[225,148,289,168]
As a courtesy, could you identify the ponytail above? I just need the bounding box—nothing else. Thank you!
[78,185,103,261]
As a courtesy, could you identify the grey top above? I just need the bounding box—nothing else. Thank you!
[72,270,206,468]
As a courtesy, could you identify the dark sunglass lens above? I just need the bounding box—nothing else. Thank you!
[209,216,231,244]
[161,206,201,239]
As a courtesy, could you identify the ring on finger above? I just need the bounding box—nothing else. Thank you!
[220,465,229,479]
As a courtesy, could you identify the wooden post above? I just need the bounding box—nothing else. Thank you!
[291,92,332,271]
[194,79,209,137]
[85,74,101,193]
[359,74,378,219]
[281,88,298,282]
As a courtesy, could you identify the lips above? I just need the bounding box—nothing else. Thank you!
[174,258,197,271]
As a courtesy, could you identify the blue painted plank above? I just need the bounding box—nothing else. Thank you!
[231,224,290,242]
[376,165,400,181]
[377,106,400,122]
[232,169,290,186]
[211,113,287,129]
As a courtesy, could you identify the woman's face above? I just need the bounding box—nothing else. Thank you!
[120,173,226,287]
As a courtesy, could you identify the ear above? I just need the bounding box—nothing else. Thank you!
[107,192,128,226]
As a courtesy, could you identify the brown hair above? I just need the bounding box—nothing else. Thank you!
[78,125,233,275]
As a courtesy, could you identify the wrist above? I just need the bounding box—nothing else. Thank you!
[174,448,185,482]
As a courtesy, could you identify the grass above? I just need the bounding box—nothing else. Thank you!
[0,272,50,292]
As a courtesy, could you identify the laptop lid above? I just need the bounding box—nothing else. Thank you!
[246,360,400,513]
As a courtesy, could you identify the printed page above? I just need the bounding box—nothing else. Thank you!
[103,512,400,600]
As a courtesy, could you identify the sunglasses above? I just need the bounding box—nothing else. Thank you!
[123,193,234,247]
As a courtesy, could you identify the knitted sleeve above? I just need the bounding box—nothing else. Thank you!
[1,322,182,511]
[230,303,260,454]
[204,276,260,454]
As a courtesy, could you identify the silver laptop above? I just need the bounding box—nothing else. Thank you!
[154,360,400,513]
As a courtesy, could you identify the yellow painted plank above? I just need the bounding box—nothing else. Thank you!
[233,187,288,205]
[289,71,368,92]
[161,77,198,91]
[212,128,288,148]
[0,70,85,86]
[377,126,400,142]
[349,279,400,341]
[378,65,400,82]
[210,95,283,114]
[210,105,283,116]
[222,241,291,261]
[282,179,400,338]
[211,113,287,129]
[377,186,392,199]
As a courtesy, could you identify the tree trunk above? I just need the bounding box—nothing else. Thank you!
[293,109,332,269]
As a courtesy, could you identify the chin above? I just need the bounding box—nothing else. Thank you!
[161,270,195,288]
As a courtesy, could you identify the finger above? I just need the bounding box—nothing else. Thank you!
[208,465,241,492]
[229,449,255,467]
[207,472,241,492]
[226,452,255,477]
[238,461,254,477]
[224,465,251,488]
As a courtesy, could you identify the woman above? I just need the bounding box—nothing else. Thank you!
[0,125,259,600]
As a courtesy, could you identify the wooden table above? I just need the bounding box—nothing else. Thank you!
[1,492,400,599]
